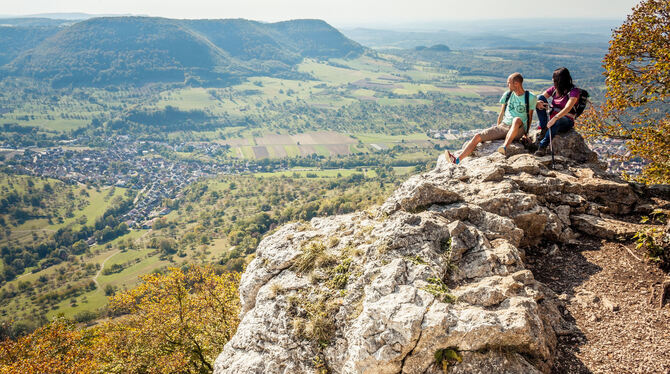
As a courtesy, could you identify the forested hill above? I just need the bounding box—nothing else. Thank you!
[0,17,365,87]
[0,24,61,66]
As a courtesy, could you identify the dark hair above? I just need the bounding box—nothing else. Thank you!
[552,67,573,97]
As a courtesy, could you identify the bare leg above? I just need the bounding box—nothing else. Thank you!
[502,117,524,148]
[456,133,482,161]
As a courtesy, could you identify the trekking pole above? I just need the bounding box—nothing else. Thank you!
[549,127,555,169]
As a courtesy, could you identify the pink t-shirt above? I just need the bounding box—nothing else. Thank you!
[547,86,580,119]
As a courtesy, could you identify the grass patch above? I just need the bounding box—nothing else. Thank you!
[254,169,375,179]
[298,59,378,85]
[435,348,462,372]
[422,277,456,303]
[239,146,254,159]
[353,133,429,144]
[293,241,334,274]
[284,145,301,157]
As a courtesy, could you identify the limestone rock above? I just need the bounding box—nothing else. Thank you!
[530,128,599,164]
[214,132,655,374]
[571,214,649,240]
[382,175,461,214]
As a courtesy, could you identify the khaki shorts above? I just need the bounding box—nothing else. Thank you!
[478,123,523,142]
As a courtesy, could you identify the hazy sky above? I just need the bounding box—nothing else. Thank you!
[1,0,642,27]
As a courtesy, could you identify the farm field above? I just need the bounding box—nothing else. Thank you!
[221,130,358,159]
[0,53,508,136]
[254,168,378,179]
[0,175,129,247]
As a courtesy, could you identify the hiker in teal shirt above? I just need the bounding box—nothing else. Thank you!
[446,72,537,163]
[498,87,538,134]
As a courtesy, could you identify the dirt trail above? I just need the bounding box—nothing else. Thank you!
[527,239,670,374]
[93,250,120,287]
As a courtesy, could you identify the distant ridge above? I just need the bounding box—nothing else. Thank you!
[0,13,136,20]
[0,17,365,87]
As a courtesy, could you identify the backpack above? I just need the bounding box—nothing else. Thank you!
[573,88,589,118]
[503,90,531,135]
[552,87,590,118]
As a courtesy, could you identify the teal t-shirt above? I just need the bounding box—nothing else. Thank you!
[499,91,538,129]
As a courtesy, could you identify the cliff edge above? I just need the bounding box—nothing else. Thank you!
[214,131,663,373]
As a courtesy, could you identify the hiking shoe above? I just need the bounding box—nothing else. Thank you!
[534,147,547,157]
[497,146,506,156]
[445,150,459,164]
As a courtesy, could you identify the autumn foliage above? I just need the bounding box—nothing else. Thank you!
[579,0,670,184]
[0,319,98,374]
[0,266,240,374]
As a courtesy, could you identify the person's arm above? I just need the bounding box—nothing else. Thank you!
[547,96,578,128]
[497,104,506,125]
[537,88,552,109]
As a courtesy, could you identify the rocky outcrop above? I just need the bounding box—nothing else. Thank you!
[214,130,656,374]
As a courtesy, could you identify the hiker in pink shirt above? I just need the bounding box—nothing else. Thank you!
[534,67,579,156]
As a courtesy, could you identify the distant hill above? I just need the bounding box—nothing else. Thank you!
[4,12,135,20]
[341,28,536,50]
[414,44,450,52]
[0,17,365,87]
[0,18,71,27]
[341,20,617,49]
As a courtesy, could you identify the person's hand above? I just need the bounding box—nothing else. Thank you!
[536,101,548,110]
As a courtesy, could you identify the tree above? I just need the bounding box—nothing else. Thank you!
[579,0,670,183]
[97,266,241,373]
[72,239,89,255]
[103,284,116,296]
[0,266,241,374]
[0,318,99,374]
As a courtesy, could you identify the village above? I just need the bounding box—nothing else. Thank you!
[2,138,271,228]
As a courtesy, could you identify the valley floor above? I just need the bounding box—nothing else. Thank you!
[527,238,670,374]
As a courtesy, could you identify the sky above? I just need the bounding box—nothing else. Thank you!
[0,0,642,27]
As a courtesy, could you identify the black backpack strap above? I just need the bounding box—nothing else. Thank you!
[524,90,531,135]
[504,90,512,105]
[524,90,529,110]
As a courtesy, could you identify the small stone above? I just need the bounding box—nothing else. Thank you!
[602,297,620,312]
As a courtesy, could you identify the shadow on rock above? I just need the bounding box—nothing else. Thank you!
[526,240,603,374]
